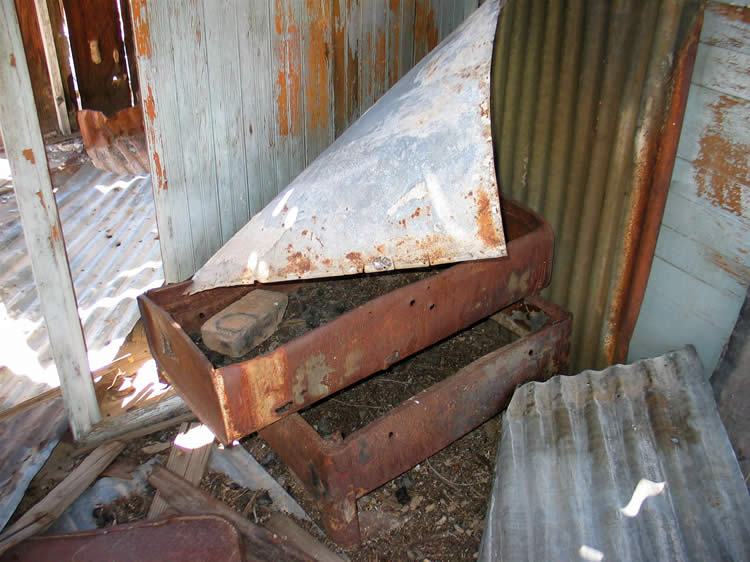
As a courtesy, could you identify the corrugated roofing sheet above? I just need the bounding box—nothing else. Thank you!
[479,346,750,561]
[0,163,163,409]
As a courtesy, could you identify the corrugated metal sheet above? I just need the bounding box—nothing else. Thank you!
[491,0,704,371]
[630,2,750,373]
[479,346,750,561]
[0,163,163,409]
[132,0,479,283]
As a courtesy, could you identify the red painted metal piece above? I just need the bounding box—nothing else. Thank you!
[259,295,571,546]
[0,515,245,562]
[139,198,554,443]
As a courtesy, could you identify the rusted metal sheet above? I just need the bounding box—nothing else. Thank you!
[479,346,750,561]
[0,514,245,561]
[77,106,149,175]
[140,198,550,444]
[491,0,704,371]
[133,0,478,283]
[188,0,503,292]
[260,295,571,546]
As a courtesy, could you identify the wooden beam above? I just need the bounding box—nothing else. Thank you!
[0,0,100,439]
[0,441,124,554]
[32,0,71,134]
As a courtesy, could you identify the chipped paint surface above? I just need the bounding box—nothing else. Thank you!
[694,94,748,217]
[189,0,504,293]
[275,0,303,137]
[9,53,15,67]
[21,148,35,163]
[304,0,330,132]
[130,0,152,59]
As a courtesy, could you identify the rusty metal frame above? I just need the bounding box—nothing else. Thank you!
[138,199,554,444]
[259,295,571,546]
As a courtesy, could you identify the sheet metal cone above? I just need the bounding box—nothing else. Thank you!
[188,0,504,294]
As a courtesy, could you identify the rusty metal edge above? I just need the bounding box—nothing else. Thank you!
[259,295,572,546]
[608,5,704,365]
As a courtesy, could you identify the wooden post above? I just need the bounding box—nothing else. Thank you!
[33,0,71,135]
[0,0,101,439]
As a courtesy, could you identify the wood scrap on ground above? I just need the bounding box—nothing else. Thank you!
[148,422,214,519]
[148,464,337,562]
[0,441,124,554]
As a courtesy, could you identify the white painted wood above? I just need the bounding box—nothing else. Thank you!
[693,42,750,101]
[133,0,195,282]
[237,0,277,211]
[32,0,70,135]
[701,1,750,56]
[204,0,249,240]
[0,0,100,439]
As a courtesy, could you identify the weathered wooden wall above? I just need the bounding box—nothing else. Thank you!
[132,0,479,282]
[630,2,750,373]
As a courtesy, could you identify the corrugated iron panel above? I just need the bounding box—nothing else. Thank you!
[491,0,704,371]
[479,346,750,561]
[0,163,163,409]
[132,0,480,283]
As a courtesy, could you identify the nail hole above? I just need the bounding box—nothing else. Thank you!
[388,432,394,439]
[198,312,205,319]
[528,349,533,356]
[409,299,416,306]
[429,303,435,310]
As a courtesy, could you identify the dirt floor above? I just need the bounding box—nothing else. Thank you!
[10,269,519,561]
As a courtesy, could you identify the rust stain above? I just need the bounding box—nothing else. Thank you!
[708,3,750,25]
[389,0,400,85]
[282,251,312,276]
[153,151,167,190]
[694,94,748,217]
[35,191,46,210]
[346,251,364,269]
[51,224,60,242]
[708,249,750,284]
[415,1,439,62]
[131,0,152,59]
[9,53,16,67]
[374,28,386,98]
[475,188,503,247]
[22,149,35,164]
[305,0,330,132]
[332,0,347,133]
[276,0,302,136]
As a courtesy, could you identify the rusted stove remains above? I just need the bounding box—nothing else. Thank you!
[138,200,571,546]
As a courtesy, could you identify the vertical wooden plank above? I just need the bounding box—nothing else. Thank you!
[169,0,221,270]
[204,0,249,242]
[438,0,453,43]
[132,0,195,282]
[271,0,306,193]
[118,0,139,103]
[13,0,57,133]
[414,0,437,65]
[302,0,334,164]
[387,0,401,87]
[33,0,71,134]
[332,0,348,136]
[0,0,100,439]
[359,0,375,110]
[61,0,131,113]
[346,0,361,126]
[371,0,388,103]
[399,0,414,81]
[237,0,277,211]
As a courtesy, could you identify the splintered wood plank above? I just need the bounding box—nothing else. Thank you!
[32,0,70,134]
[236,0,277,211]
[204,0,250,241]
[0,441,124,554]
[148,465,315,561]
[302,0,335,164]
[132,0,195,282]
[148,422,214,519]
[0,0,100,439]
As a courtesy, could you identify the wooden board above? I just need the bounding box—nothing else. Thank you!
[0,0,100,439]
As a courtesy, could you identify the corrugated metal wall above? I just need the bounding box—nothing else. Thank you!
[491,0,704,371]
[131,0,479,283]
[629,2,750,373]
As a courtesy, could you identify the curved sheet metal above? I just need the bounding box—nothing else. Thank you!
[188,0,504,294]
